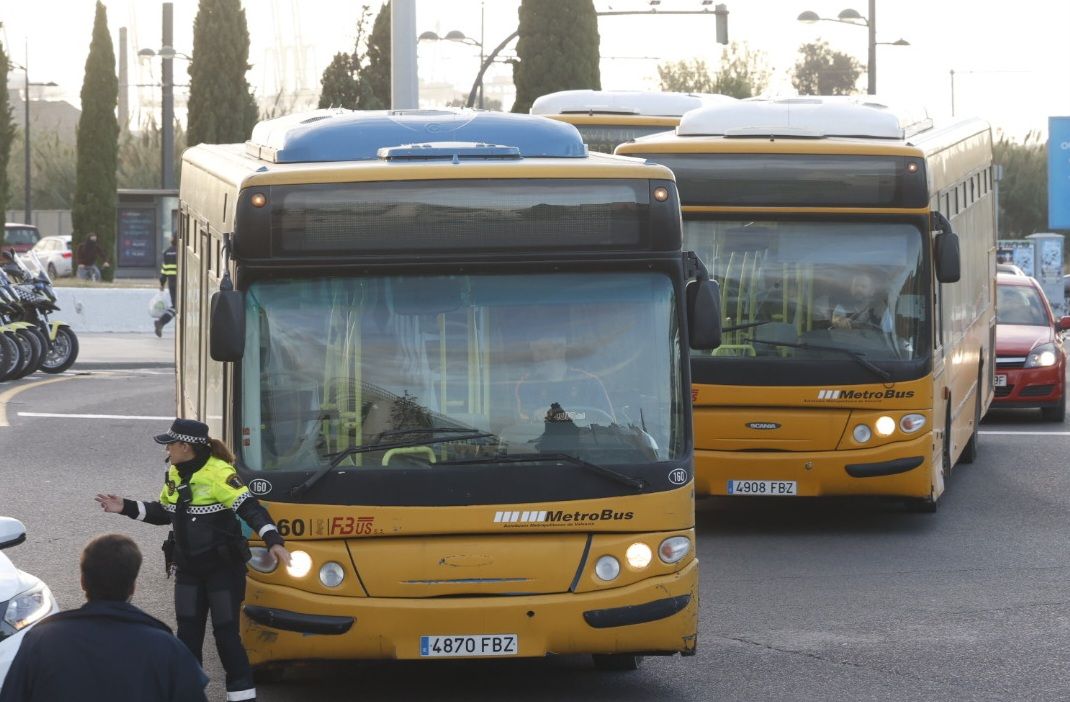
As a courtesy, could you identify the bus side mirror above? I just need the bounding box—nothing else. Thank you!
[688,278,722,350]
[932,212,961,283]
[210,290,245,362]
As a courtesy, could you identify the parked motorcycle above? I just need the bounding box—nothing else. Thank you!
[1,250,78,375]
[0,270,43,381]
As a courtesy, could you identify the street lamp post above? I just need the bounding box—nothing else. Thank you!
[419,31,488,108]
[138,3,189,190]
[12,47,57,226]
[797,0,908,95]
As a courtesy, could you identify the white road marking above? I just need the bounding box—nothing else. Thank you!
[0,375,85,427]
[17,412,173,420]
[979,430,1070,436]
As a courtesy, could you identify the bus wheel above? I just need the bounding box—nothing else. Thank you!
[253,664,286,684]
[960,377,982,464]
[1041,402,1066,422]
[593,654,644,671]
[905,493,938,513]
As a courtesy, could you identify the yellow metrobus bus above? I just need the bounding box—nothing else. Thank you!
[176,109,720,672]
[531,90,735,154]
[618,97,996,511]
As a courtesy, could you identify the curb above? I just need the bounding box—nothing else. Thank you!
[73,362,176,371]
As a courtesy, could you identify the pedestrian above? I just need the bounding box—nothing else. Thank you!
[95,419,291,702]
[0,533,209,702]
[75,232,110,281]
[156,234,178,337]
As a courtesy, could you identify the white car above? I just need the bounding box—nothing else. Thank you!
[27,235,73,279]
[0,517,59,686]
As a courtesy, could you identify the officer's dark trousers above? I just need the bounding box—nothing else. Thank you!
[159,279,177,328]
[175,563,256,699]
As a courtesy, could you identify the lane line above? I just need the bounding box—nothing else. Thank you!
[0,375,85,427]
[17,412,173,420]
[979,430,1070,436]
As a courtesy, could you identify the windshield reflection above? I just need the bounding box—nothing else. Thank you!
[241,273,682,472]
[684,220,930,364]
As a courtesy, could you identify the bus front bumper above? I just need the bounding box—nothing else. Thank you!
[241,560,698,664]
[694,432,933,498]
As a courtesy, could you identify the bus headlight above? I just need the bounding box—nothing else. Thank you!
[900,414,926,433]
[286,550,313,578]
[594,555,621,581]
[625,543,652,569]
[874,416,896,437]
[247,546,278,573]
[853,424,872,443]
[319,562,345,588]
[1025,343,1059,368]
[658,536,691,564]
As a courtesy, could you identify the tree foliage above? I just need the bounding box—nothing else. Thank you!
[6,131,76,212]
[511,0,601,114]
[317,2,391,110]
[657,43,769,98]
[0,41,15,219]
[117,118,187,190]
[791,40,863,96]
[72,1,119,280]
[994,132,1049,237]
[187,0,258,146]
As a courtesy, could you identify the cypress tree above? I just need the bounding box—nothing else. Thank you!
[0,41,16,223]
[72,1,119,280]
[318,53,359,109]
[511,0,601,114]
[360,1,391,110]
[187,0,259,146]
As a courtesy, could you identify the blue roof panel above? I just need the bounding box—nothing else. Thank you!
[247,109,588,163]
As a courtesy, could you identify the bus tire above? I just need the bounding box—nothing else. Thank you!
[1041,401,1066,422]
[960,371,983,464]
[253,664,286,684]
[593,654,644,671]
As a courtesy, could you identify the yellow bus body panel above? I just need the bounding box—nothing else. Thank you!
[242,552,698,663]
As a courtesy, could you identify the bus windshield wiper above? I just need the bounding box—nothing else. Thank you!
[291,430,494,497]
[748,336,892,383]
[437,452,645,491]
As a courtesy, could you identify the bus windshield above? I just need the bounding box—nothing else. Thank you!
[241,272,682,474]
[685,220,929,368]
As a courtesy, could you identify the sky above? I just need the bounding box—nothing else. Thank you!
[3,0,1068,140]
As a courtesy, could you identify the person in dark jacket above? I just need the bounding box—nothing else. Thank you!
[96,418,290,702]
[155,235,178,337]
[75,232,109,281]
[0,533,208,702]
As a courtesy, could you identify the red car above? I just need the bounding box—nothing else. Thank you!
[2,223,40,254]
[994,273,1070,421]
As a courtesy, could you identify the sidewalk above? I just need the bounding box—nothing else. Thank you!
[75,332,175,370]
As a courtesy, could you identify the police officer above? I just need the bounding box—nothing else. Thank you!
[96,418,290,702]
[155,235,178,337]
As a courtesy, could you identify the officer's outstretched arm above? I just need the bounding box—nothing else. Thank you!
[119,498,173,525]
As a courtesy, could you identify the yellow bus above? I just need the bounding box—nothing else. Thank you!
[531,89,735,154]
[618,97,996,511]
[176,109,721,673]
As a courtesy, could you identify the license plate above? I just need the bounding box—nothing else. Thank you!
[420,634,518,657]
[995,374,1007,387]
[728,480,797,496]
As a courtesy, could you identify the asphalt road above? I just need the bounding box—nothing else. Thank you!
[1,369,1069,701]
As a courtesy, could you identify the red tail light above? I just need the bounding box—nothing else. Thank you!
[61,252,72,258]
